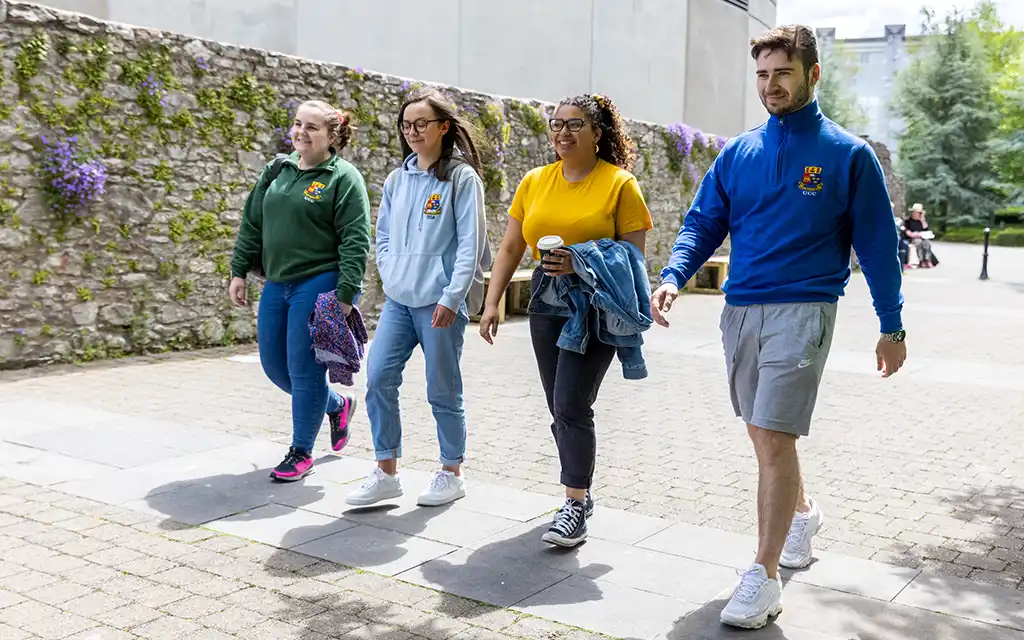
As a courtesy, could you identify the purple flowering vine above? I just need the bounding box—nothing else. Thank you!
[194,57,211,73]
[272,98,299,153]
[137,72,168,120]
[38,135,108,218]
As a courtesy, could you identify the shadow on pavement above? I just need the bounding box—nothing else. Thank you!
[140,454,341,530]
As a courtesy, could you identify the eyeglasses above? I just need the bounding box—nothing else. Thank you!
[548,118,586,133]
[400,118,443,133]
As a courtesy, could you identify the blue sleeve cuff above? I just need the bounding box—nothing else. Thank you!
[660,271,682,290]
[879,313,903,334]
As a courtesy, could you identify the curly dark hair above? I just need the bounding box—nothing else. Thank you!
[555,94,637,172]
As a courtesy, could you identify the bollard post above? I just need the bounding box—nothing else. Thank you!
[979,227,991,280]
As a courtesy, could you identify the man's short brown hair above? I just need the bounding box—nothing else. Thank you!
[750,25,819,76]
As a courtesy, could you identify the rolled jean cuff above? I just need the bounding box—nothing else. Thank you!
[374,447,401,461]
[440,455,464,467]
[560,472,591,490]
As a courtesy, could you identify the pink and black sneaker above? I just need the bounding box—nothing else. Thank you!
[269,447,314,482]
[328,394,357,452]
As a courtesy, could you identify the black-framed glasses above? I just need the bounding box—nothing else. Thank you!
[400,118,443,133]
[549,118,586,133]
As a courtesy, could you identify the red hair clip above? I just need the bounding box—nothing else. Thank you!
[336,110,346,125]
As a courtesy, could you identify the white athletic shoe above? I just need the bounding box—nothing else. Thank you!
[720,563,783,629]
[417,470,466,507]
[780,497,824,570]
[345,467,403,506]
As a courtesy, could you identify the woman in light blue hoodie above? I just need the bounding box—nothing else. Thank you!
[346,87,490,508]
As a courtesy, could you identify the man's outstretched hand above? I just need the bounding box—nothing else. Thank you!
[651,283,679,328]
[876,337,907,378]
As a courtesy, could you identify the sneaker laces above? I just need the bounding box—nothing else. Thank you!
[280,447,307,467]
[359,467,387,490]
[732,567,767,604]
[550,499,584,537]
[428,471,452,493]
[784,514,809,551]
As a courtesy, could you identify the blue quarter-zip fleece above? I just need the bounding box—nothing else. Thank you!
[376,154,488,311]
[661,100,904,333]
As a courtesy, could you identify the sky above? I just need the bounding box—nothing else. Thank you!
[775,0,1024,38]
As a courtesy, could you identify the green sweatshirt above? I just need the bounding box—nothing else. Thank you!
[231,152,371,304]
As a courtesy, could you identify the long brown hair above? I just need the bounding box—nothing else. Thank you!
[555,94,637,172]
[397,87,483,180]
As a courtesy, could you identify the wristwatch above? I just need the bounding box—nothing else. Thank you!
[880,330,906,343]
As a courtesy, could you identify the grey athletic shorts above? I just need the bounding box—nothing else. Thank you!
[719,302,837,437]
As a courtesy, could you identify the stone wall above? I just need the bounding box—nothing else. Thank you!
[0,1,728,369]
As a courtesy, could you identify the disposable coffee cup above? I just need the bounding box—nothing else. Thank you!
[537,235,564,260]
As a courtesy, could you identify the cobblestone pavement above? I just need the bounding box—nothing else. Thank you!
[0,476,609,640]
[3,241,1023,593]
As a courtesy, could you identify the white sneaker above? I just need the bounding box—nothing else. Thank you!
[720,563,783,629]
[345,467,403,506]
[780,497,823,569]
[417,470,466,507]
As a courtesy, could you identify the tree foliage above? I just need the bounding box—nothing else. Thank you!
[970,0,1024,206]
[816,43,867,132]
[893,7,1003,228]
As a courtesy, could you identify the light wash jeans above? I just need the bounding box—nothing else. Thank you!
[365,297,468,466]
[257,270,343,453]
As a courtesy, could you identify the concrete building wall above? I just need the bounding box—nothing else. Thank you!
[817,24,923,161]
[27,0,776,136]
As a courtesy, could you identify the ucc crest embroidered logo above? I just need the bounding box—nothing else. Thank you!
[304,181,326,202]
[798,166,823,192]
[423,193,442,217]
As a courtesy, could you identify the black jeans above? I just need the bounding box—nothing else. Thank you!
[529,270,616,489]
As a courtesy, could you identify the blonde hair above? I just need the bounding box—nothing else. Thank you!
[299,100,355,153]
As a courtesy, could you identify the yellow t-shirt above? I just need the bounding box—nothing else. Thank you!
[508,160,653,259]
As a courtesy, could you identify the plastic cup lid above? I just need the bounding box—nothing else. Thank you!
[537,235,564,251]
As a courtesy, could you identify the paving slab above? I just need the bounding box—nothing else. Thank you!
[893,571,1024,632]
[397,547,572,607]
[291,524,457,576]
[205,503,359,548]
[341,501,523,547]
[0,442,118,486]
[515,574,698,639]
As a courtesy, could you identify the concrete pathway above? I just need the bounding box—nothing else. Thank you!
[1,241,1023,638]
[2,397,1024,639]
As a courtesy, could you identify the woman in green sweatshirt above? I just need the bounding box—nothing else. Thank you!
[229,100,371,481]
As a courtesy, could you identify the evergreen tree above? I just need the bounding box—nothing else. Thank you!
[970,1,1024,207]
[816,43,867,132]
[893,7,1003,228]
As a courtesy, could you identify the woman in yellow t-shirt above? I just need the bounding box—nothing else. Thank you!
[478,94,653,547]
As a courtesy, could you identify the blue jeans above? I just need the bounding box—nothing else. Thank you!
[257,270,343,453]
[365,297,468,466]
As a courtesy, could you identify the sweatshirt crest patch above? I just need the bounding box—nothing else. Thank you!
[798,166,823,193]
[304,181,326,202]
[423,193,442,217]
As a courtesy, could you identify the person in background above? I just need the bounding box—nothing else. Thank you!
[479,93,652,548]
[229,100,371,482]
[893,202,910,269]
[345,87,489,508]
[651,25,906,629]
[904,203,936,268]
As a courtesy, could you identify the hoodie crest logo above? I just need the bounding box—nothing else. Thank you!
[423,193,442,217]
[798,166,823,193]
[304,181,326,202]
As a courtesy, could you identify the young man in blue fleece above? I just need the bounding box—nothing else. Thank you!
[651,24,907,630]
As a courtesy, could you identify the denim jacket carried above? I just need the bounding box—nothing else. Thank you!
[528,238,653,380]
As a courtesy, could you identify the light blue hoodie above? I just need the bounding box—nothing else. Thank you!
[376,153,491,313]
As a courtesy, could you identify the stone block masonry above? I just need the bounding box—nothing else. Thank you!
[0,1,900,370]
[0,0,728,370]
